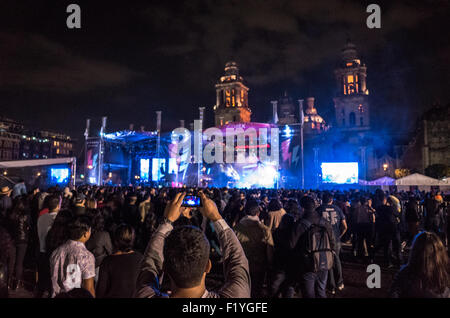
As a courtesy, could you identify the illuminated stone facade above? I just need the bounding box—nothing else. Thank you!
[214,61,252,126]
[333,40,370,131]
[277,92,297,125]
[401,104,450,173]
[0,116,75,161]
[303,97,327,135]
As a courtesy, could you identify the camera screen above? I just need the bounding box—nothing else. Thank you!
[182,195,201,207]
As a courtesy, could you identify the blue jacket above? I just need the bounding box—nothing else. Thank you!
[12,183,27,199]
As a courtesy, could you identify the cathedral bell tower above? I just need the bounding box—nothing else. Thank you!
[333,40,370,131]
[214,61,252,126]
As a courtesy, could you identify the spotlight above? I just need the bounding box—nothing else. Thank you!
[283,125,292,138]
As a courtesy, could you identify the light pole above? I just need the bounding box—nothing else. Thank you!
[156,111,162,184]
[298,99,305,189]
[198,107,205,188]
[313,147,319,189]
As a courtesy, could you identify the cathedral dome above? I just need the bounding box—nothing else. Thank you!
[341,39,358,62]
[224,61,239,76]
[303,97,326,131]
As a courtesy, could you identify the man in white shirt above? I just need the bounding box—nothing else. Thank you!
[50,216,95,297]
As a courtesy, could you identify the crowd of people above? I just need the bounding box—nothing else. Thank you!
[0,183,449,298]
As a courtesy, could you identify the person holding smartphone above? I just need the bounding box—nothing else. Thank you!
[135,191,250,298]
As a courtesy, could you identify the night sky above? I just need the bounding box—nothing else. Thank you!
[1,0,449,156]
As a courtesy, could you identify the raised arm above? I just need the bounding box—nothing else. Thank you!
[135,193,185,298]
[199,192,250,298]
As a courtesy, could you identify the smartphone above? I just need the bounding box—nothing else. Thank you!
[182,195,202,207]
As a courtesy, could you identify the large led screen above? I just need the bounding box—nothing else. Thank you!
[321,162,358,184]
[152,158,166,181]
[50,168,70,184]
[140,159,150,182]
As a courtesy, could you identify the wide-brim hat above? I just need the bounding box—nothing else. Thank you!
[0,186,12,194]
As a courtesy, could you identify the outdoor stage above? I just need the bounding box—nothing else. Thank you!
[84,121,284,189]
[82,121,392,190]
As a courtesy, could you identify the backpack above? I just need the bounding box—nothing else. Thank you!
[299,219,334,273]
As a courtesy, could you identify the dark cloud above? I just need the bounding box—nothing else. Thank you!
[0,0,448,152]
[0,32,141,93]
[138,0,439,90]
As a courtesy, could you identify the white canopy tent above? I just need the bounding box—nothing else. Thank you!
[367,176,395,186]
[0,157,77,186]
[395,173,450,191]
[0,157,75,168]
[359,176,395,190]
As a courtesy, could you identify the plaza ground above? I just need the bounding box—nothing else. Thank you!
[8,242,399,299]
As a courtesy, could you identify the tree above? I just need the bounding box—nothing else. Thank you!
[395,168,410,179]
[425,164,449,179]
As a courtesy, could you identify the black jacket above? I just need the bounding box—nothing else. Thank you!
[85,231,113,267]
[405,201,420,223]
[12,213,31,244]
[272,213,295,271]
[0,195,12,221]
[376,205,400,232]
[72,205,86,216]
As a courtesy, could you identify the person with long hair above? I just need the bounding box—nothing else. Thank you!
[85,211,113,282]
[7,197,31,290]
[265,199,286,232]
[96,224,143,298]
[45,209,74,257]
[85,198,98,216]
[390,231,449,298]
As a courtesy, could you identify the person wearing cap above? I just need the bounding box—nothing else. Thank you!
[0,186,13,223]
[73,194,86,216]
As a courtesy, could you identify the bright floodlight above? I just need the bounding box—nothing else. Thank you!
[321,162,358,184]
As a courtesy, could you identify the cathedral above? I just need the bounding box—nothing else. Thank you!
[211,40,382,188]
